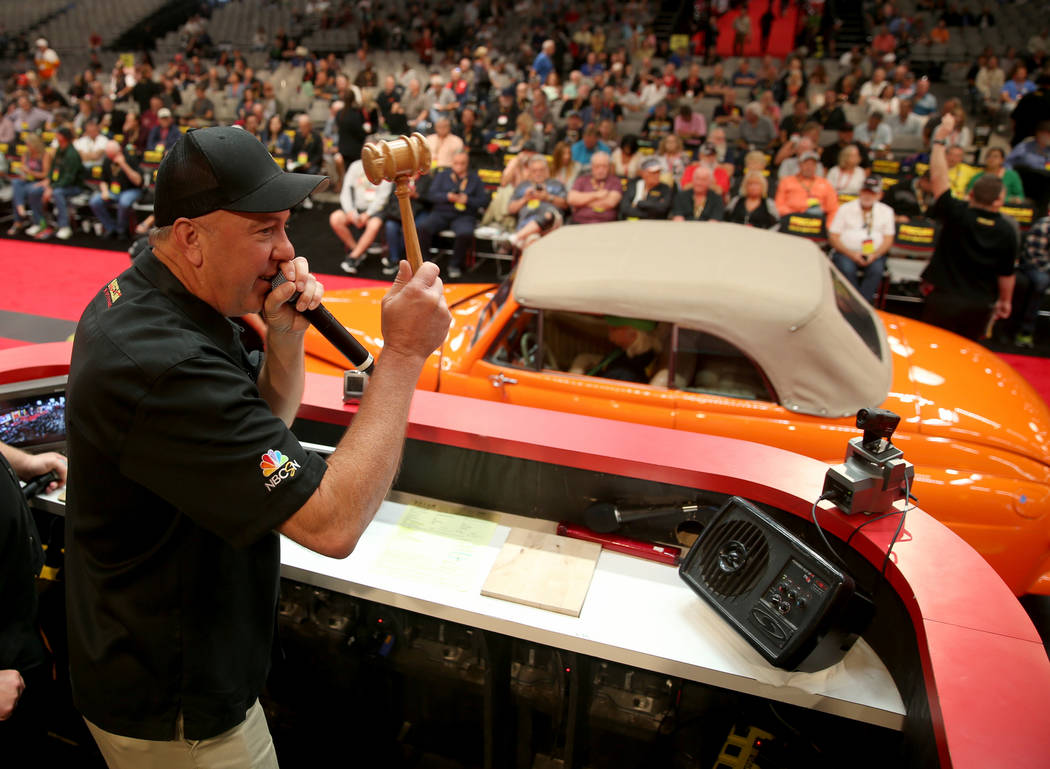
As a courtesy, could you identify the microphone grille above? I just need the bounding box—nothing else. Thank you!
[270,273,289,291]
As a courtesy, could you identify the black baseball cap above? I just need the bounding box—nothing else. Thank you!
[154,126,328,226]
[861,176,882,192]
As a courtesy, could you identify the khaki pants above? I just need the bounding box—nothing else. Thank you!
[85,699,279,769]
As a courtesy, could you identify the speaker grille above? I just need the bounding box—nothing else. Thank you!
[696,519,769,597]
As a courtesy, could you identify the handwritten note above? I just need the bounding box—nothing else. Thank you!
[371,506,499,592]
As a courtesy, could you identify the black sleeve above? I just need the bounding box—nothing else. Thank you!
[466,174,491,212]
[929,189,961,222]
[670,188,693,218]
[120,355,327,548]
[619,180,637,217]
[703,192,725,221]
[636,185,672,219]
[996,227,1019,276]
[724,197,742,222]
[307,132,323,167]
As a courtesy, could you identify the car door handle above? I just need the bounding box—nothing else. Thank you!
[489,372,518,388]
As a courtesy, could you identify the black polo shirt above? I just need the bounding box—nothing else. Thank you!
[0,453,46,674]
[64,249,327,740]
[922,190,1018,303]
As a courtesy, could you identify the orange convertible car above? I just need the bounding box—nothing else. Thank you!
[303,221,1050,596]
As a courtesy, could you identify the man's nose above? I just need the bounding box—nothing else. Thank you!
[274,224,296,260]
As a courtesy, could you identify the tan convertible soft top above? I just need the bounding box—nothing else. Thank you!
[513,220,892,417]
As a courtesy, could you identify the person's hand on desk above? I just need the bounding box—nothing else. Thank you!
[0,442,67,493]
[20,451,67,493]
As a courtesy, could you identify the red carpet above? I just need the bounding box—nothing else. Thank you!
[7,243,131,321]
[0,240,383,345]
[999,353,1050,407]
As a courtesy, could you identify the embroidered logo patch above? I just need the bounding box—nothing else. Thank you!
[105,279,121,307]
[260,449,301,492]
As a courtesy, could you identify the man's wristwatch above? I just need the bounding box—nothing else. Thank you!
[931,138,948,146]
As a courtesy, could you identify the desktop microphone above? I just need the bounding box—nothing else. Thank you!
[270,273,375,374]
[584,501,699,533]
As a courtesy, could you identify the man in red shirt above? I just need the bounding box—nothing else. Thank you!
[568,152,622,224]
[681,144,732,200]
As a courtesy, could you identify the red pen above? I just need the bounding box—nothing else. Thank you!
[557,522,681,566]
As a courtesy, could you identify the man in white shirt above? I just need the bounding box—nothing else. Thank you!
[885,98,924,138]
[33,38,60,81]
[858,68,888,105]
[332,159,393,273]
[976,56,1006,112]
[74,118,109,169]
[828,176,896,303]
[639,70,668,109]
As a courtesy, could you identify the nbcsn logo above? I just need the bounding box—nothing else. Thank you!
[260,449,301,492]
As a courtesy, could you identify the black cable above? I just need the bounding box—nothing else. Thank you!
[768,703,825,755]
[869,474,913,603]
[815,475,914,599]
[810,492,849,568]
[879,474,912,582]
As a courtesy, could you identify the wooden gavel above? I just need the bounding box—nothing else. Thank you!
[361,132,431,275]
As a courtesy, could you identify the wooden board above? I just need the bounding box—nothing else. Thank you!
[481,528,601,617]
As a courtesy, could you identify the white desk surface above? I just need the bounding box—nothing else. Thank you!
[280,494,906,731]
[33,485,904,729]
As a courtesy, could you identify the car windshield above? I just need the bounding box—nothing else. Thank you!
[830,268,883,360]
[471,279,513,348]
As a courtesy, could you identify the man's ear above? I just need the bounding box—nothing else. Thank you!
[171,218,204,267]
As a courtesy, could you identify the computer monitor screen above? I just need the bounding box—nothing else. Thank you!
[0,375,67,452]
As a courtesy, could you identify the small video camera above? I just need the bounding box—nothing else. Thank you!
[856,407,900,453]
[822,408,914,515]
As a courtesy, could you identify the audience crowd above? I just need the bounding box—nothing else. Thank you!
[1,0,1050,342]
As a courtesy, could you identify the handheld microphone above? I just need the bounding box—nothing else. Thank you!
[584,501,699,533]
[22,470,59,499]
[270,273,375,374]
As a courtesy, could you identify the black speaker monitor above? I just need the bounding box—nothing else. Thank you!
[679,496,872,672]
